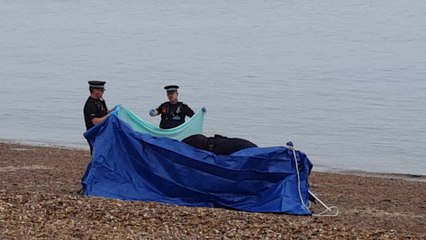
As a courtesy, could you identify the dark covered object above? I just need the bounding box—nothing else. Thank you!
[182,134,258,155]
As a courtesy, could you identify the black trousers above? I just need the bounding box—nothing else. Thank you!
[87,140,93,155]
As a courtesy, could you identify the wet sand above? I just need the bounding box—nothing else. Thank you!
[0,142,425,239]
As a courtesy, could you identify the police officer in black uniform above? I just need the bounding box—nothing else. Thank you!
[149,85,195,129]
[83,81,110,154]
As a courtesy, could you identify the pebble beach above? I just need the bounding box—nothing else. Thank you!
[0,142,425,239]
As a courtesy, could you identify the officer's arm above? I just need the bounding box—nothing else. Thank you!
[86,102,109,126]
[150,104,163,117]
[91,115,109,125]
[186,105,195,117]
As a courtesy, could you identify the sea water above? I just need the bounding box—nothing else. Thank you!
[1,0,425,175]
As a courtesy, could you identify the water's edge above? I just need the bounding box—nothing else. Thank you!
[2,138,424,180]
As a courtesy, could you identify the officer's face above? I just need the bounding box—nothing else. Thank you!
[95,88,105,98]
[167,91,177,102]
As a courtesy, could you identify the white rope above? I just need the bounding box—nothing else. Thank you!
[309,190,339,217]
[285,143,339,217]
[285,144,311,212]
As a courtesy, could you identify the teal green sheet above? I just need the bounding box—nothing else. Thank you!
[112,105,205,140]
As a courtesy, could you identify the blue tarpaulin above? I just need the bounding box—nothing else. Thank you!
[82,107,313,215]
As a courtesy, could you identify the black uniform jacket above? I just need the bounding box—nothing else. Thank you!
[83,97,108,130]
[156,101,194,129]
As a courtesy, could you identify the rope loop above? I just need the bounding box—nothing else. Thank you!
[287,142,339,217]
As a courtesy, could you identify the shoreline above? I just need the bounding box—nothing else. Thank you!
[0,141,425,238]
[2,138,425,181]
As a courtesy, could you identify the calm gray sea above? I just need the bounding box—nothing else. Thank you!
[1,0,425,175]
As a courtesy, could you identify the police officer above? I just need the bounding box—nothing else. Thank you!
[83,81,110,154]
[149,85,195,129]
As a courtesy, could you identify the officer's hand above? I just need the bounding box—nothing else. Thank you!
[111,104,121,112]
[201,107,207,113]
[149,109,157,117]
